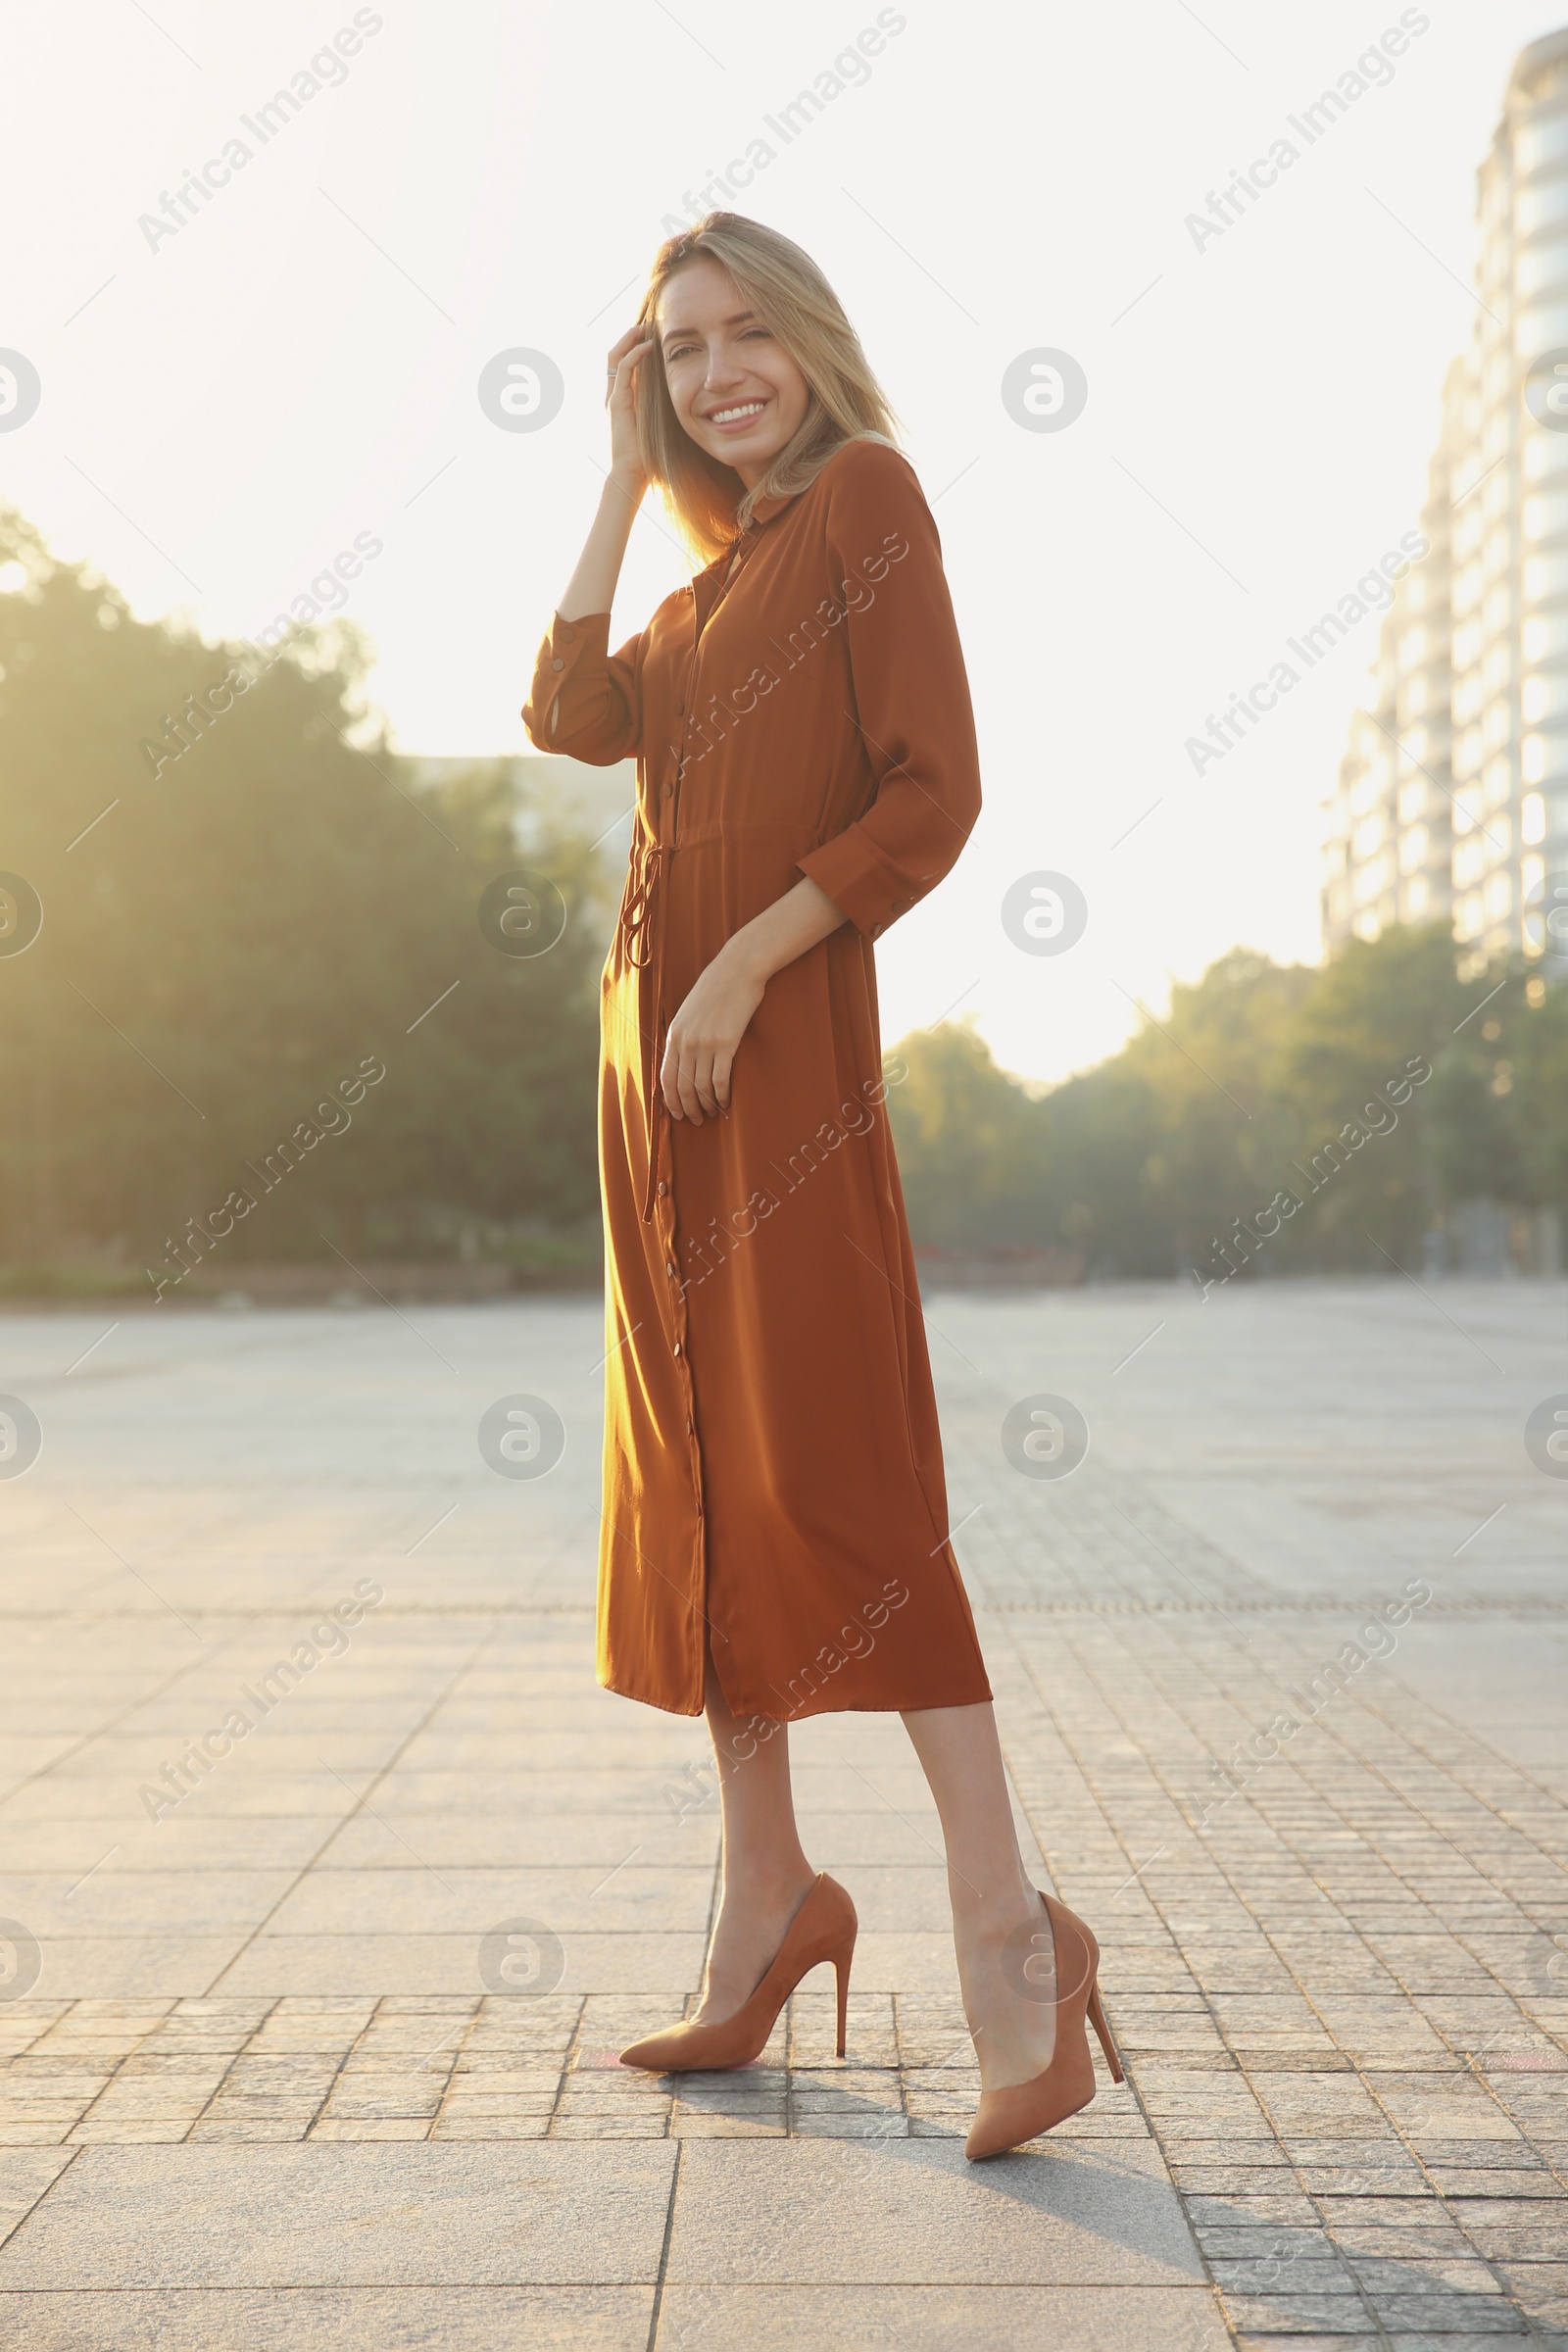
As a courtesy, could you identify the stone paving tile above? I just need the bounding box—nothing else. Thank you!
[0,2286,658,2347]
[2,1291,1567,2346]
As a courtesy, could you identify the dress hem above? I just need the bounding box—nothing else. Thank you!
[597,1667,994,1723]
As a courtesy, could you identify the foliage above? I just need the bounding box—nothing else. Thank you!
[888,931,1565,1276]
[6,507,1560,1288]
[0,509,607,1276]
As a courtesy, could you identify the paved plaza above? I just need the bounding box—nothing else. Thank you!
[0,1277,1564,2347]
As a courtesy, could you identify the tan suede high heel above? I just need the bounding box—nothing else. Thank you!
[964,1890,1123,2161]
[619,1871,858,2072]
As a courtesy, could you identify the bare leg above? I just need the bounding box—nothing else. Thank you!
[689,1653,817,2025]
[902,1700,1058,2091]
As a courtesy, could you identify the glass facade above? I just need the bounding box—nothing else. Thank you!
[1324,31,1568,969]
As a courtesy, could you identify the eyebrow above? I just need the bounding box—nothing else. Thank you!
[660,310,759,349]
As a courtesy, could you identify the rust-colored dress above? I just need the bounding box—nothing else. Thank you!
[522,435,992,1725]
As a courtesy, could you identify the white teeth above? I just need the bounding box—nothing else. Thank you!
[710,402,763,424]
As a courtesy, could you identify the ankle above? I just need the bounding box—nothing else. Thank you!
[954,1881,1042,1946]
[719,1860,816,1911]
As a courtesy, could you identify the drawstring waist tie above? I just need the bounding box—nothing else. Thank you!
[619,837,668,1225]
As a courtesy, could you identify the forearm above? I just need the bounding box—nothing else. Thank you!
[559,472,645,622]
[722,876,848,987]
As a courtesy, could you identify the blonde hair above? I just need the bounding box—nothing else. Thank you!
[633,213,901,564]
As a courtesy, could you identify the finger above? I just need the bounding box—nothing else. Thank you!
[693,1048,720,1119]
[660,1038,685,1120]
[710,1046,734,1110]
[676,1048,707,1125]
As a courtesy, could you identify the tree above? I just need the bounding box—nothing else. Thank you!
[0,507,606,1281]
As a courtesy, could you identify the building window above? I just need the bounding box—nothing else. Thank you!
[1516,115,1568,173]
[1523,790,1547,843]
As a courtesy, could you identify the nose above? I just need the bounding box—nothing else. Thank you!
[704,343,744,393]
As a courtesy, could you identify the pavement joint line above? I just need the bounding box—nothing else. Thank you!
[1004,1620,1412,2343]
[1063,1607,1568,2320]
[1364,1233,1508,1373]
[58,1496,208,1642]
[200,1629,501,1998]
[2,1289,1565,2333]
[1105,1499,1254,1645]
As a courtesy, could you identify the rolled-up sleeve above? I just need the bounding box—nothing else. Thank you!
[522,610,646,765]
[796,446,981,941]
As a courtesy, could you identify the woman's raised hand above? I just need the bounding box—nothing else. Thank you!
[606,323,655,495]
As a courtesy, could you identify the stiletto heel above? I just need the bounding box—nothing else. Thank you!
[619,1871,857,2073]
[1087,1979,1123,2083]
[964,1891,1120,2161]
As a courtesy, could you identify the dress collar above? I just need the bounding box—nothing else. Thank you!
[745,486,797,528]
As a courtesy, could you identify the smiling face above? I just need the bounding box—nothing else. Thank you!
[655,256,812,491]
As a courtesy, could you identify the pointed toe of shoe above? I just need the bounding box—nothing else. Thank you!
[618,2032,682,2071]
[963,2087,1032,2162]
[963,2062,1098,2161]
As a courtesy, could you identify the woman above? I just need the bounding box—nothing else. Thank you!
[522,213,1118,2159]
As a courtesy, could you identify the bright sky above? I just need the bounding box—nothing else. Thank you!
[7,1,1563,1082]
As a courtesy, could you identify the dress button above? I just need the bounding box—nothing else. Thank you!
[686,1418,694,1436]
[666,1262,677,1277]
[560,625,575,642]
[551,658,565,672]
[657,1181,668,1197]
[662,783,674,798]
[673,1341,682,1356]
[675,700,685,715]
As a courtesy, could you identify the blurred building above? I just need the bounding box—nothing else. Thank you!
[1324,28,1568,969]
[405,753,636,863]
